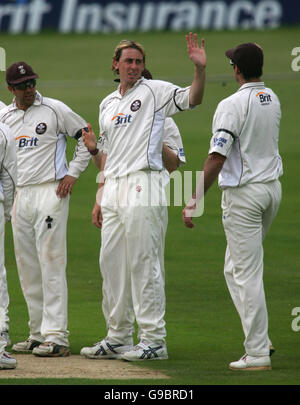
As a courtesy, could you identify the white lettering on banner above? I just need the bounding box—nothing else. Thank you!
[127,3,140,31]
[28,0,52,33]
[200,2,227,30]
[63,0,283,32]
[169,2,199,30]
[140,3,156,31]
[104,3,128,33]
[255,0,282,28]
[0,0,51,33]
[76,3,103,32]
[228,1,253,29]
[156,3,177,30]
[59,0,77,32]
[0,0,283,33]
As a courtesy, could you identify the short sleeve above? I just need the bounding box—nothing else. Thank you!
[208,101,240,157]
[55,100,87,137]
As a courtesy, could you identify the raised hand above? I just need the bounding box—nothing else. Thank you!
[186,32,206,70]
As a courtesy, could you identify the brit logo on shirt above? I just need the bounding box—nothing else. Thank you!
[35,122,47,134]
[256,91,272,105]
[16,135,38,148]
[112,113,132,126]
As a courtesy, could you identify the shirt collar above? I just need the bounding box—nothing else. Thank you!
[117,77,143,96]
[238,82,265,92]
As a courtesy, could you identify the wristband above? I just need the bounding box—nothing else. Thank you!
[89,148,99,156]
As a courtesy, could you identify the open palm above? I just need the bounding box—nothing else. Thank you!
[186,32,206,69]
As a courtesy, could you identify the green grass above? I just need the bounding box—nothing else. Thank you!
[1,26,300,386]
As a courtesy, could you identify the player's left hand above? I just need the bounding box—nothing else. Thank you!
[82,123,97,152]
[186,32,206,69]
[56,175,77,198]
[182,200,197,228]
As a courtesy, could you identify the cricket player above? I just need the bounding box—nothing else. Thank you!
[0,103,18,369]
[80,32,206,361]
[82,114,185,228]
[82,68,186,229]
[0,61,91,357]
[183,43,282,370]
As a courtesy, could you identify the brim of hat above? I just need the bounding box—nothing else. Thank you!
[8,74,39,85]
[225,48,235,59]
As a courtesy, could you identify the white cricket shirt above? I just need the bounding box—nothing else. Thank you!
[99,77,191,179]
[0,92,90,187]
[209,82,283,188]
[163,117,186,167]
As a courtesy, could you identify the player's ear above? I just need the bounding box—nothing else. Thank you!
[234,65,241,75]
[8,85,14,94]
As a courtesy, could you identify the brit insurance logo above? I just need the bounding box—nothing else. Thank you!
[16,135,38,148]
[112,113,132,126]
[256,91,272,105]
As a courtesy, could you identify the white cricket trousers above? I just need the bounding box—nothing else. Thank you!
[0,203,9,352]
[222,180,281,356]
[11,182,70,346]
[100,171,168,347]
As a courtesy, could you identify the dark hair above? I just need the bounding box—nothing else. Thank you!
[226,43,263,80]
[239,66,263,80]
[142,68,153,80]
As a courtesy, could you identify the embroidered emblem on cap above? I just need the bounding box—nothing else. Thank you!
[18,65,26,75]
[36,122,47,135]
[131,100,141,112]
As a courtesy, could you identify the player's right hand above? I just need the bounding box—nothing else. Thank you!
[92,201,103,228]
[186,32,206,69]
[182,201,196,228]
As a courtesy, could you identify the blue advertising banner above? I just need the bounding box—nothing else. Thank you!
[0,0,299,34]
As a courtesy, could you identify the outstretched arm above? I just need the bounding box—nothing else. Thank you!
[182,153,226,228]
[186,32,207,106]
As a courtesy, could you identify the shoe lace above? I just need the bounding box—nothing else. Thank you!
[42,342,56,347]
[135,342,163,358]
